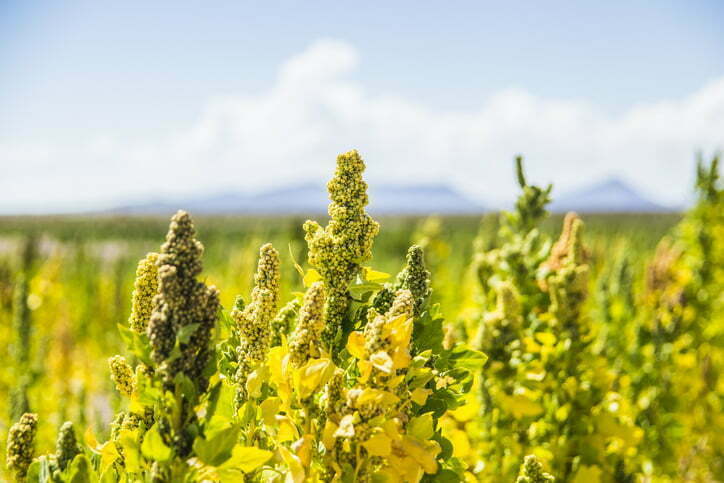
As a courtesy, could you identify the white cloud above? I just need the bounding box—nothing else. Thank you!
[1,39,723,213]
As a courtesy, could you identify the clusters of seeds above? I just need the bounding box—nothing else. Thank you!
[128,252,159,332]
[270,298,301,347]
[147,210,220,390]
[232,243,281,399]
[516,455,555,483]
[288,281,326,367]
[303,150,379,349]
[5,412,38,480]
[54,422,81,472]
[108,354,135,397]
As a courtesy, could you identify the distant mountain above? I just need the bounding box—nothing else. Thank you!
[110,183,485,215]
[549,178,672,213]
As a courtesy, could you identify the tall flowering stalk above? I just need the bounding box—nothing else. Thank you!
[232,243,280,402]
[304,150,379,351]
[10,273,32,421]
[148,211,220,391]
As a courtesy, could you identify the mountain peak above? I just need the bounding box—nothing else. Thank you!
[549,177,671,213]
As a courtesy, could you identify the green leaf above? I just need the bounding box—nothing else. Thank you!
[218,445,273,474]
[206,380,236,432]
[119,429,141,473]
[135,370,162,406]
[176,323,200,344]
[117,324,152,366]
[173,373,197,401]
[408,412,434,440]
[447,345,488,371]
[193,426,240,467]
[68,454,93,483]
[141,423,173,462]
[413,311,445,353]
[348,281,384,299]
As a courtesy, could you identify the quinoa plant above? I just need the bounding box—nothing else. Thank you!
[472,158,640,481]
[303,150,380,353]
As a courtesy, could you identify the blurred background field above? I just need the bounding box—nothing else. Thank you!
[0,211,680,455]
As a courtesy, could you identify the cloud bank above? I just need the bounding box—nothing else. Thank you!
[2,39,723,213]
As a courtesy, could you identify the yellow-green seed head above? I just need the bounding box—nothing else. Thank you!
[109,355,135,397]
[55,421,81,471]
[516,455,555,483]
[303,150,379,348]
[395,246,431,316]
[129,252,159,333]
[233,244,281,381]
[147,211,220,391]
[6,412,38,480]
[271,298,301,347]
[289,282,326,366]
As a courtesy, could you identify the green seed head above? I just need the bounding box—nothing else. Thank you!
[6,412,38,480]
[129,252,159,333]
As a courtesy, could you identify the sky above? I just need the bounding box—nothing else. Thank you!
[1,1,723,213]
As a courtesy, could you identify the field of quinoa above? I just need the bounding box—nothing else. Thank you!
[0,151,721,482]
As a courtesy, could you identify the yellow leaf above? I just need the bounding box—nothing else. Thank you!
[260,397,281,426]
[401,436,440,474]
[388,454,423,482]
[220,445,273,474]
[84,427,100,452]
[535,332,557,346]
[364,267,390,281]
[387,373,405,388]
[363,432,392,457]
[447,429,470,458]
[388,316,413,348]
[382,419,403,442]
[294,358,335,399]
[303,269,322,287]
[410,387,432,406]
[391,348,411,370]
[322,420,339,449]
[276,415,299,442]
[278,445,305,483]
[129,394,145,414]
[118,429,141,473]
[292,435,314,468]
[523,337,541,353]
[449,396,479,422]
[370,351,394,374]
[408,413,434,440]
[347,331,366,359]
[357,388,400,407]
[246,368,263,398]
[358,360,373,383]
[268,346,289,387]
[499,393,544,419]
[572,465,602,483]
[99,442,120,475]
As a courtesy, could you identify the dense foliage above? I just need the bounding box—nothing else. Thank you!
[0,151,720,482]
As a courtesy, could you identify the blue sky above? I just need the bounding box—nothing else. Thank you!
[1,1,723,212]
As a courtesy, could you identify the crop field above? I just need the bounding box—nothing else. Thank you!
[0,152,721,482]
